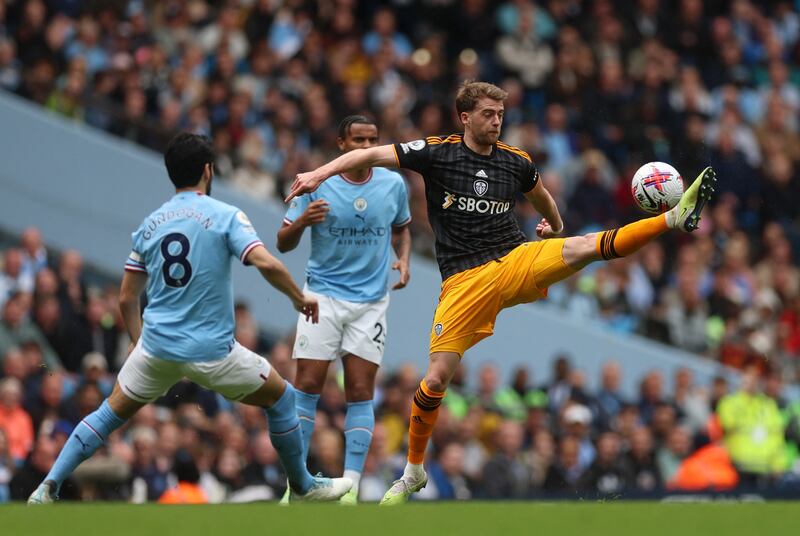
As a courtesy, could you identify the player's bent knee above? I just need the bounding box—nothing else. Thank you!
[562,233,601,269]
[108,383,146,420]
[425,351,461,392]
[422,373,448,393]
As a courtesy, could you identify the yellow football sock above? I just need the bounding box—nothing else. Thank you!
[596,214,669,260]
[407,380,445,465]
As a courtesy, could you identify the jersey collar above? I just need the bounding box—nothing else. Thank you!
[461,139,496,160]
[339,169,373,185]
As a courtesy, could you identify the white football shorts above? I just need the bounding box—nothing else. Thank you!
[117,340,272,402]
[293,289,389,365]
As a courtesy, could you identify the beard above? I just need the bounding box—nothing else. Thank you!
[476,130,500,146]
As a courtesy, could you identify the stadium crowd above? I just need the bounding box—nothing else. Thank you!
[2,0,800,501]
[2,231,800,502]
[2,0,800,379]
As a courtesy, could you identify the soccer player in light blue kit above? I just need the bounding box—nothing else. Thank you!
[28,133,352,504]
[277,116,412,504]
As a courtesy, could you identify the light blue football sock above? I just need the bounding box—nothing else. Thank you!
[45,399,126,494]
[344,400,374,478]
[295,389,320,463]
[267,382,315,494]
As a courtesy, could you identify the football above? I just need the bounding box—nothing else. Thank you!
[631,162,685,214]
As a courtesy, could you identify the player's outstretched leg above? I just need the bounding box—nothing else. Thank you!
[553,167,717,278]
[28,387,137,505]
[594,166,716,261]
[245,371,352,502]
[381,352,459,506]
[665,166,716,232]
[278,359,326,505]
[278,387,320,505]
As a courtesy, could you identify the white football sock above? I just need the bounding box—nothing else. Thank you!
[665,204,679,229]
[403,462,425,479]
[343,469,361,491]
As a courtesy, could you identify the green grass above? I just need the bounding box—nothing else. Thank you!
[2,502,799,536]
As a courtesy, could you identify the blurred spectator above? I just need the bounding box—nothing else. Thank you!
[474,363,503,415]
[626,426,662,491]
[543,435,584,493]
[158,451,208,504]
[10,436,76,500]
[0,37,21,92]
[565,150,617,230]
[527,429,555,488]
[540,103,576,173]
[79,352,112,397]
[495,4,554,90]
[656,425,692,483]
[0,377,34,463]
[241,432,285,501]
[493,367,535,421]
[426,443,473,500]
[129,425,169,503]
[0,292,61,371]
[717,366,788,486]
[480,421,529,498]
[665,267,710,353]
[580,431,632,495]
[595,361,626,430]
[1,249,34,305]
[637,371,666,424]
[545,355,573,414]
[561,403,596,472]
[0,428,13,502]
[362,7,412,60]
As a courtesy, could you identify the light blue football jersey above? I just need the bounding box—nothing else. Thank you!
[284,168,411,302]
[125,192,263,362]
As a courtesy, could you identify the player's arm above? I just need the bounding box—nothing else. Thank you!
[524,180,564,239]
[276,199,329,253]
[286,145,398,201]
[391,225,411,290]
[119,270,148,344]
[245,244,319,323]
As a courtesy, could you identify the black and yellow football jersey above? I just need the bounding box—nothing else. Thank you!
[393,134,539,279]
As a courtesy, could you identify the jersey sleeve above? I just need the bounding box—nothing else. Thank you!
[226,209,264,265]
[124,226,148,274]
[519,156,540,193]
[283,194,310,225]
[393,178,412,227]
[393,139,433,174]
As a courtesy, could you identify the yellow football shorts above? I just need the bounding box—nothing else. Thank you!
[429,239,576,356]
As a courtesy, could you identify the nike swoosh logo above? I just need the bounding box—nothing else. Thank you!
[641,186,656,207]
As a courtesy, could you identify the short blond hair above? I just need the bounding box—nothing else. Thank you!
[455,81,508,114]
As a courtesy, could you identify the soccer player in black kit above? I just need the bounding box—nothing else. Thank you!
[287,81,716,504]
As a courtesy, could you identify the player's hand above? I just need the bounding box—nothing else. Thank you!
[392,260,410,290]
[299,199,329,226]
[286,171,324,202]
[295,294,319,324]
[536,218,562,239]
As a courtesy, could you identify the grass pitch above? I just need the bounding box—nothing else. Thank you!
[2,502,798,536]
